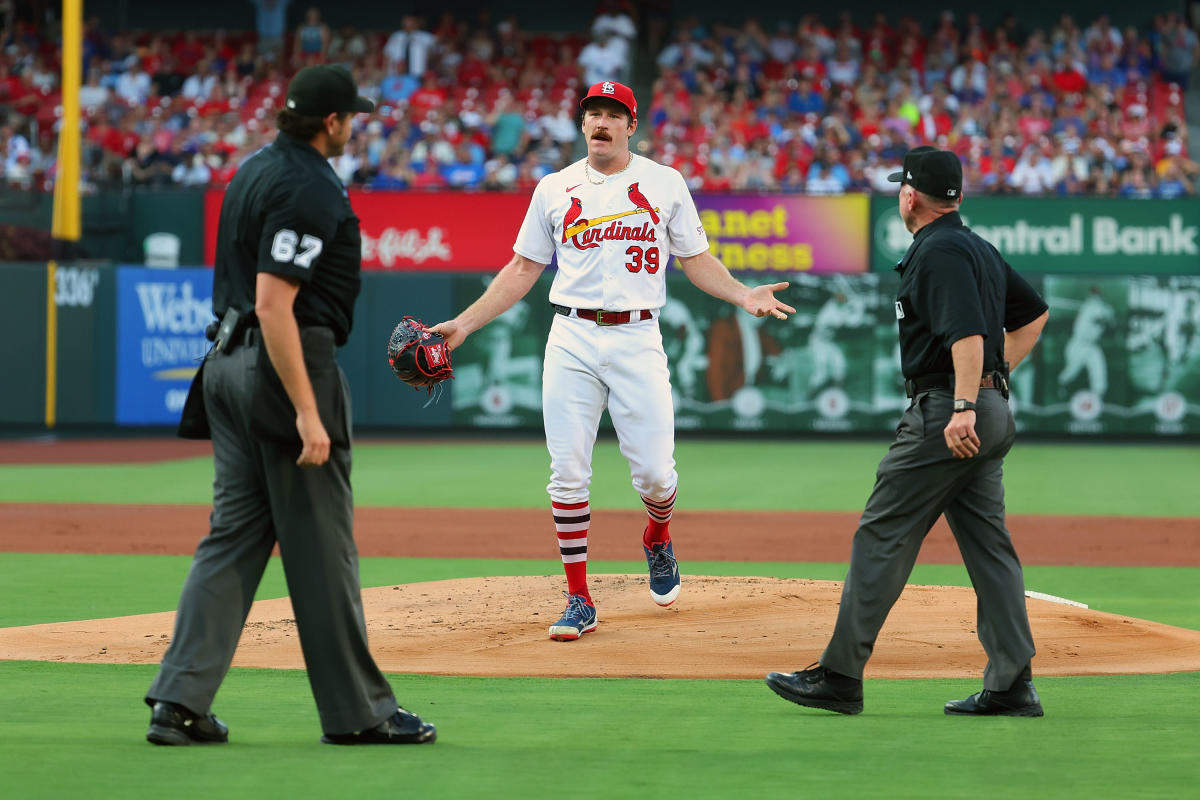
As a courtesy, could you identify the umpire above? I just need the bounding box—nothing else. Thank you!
[144,65,435,746]
[766,146,1050,716]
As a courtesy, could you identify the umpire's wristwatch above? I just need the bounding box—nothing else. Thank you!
[953,399,977,413]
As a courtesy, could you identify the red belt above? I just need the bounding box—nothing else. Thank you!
[553,304,654,326]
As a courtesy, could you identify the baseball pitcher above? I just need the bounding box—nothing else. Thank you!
[432,81,794,640]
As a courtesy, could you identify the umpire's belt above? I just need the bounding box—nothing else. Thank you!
[904,371,1009,399]
[552,304,654,326]
[242,325,331,347]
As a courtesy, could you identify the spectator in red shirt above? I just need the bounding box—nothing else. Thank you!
[104,116,142,158]
[195,83,233,117]
[85,114,114,151]
[774,137,812,181]
[140,35,167,77]
[793,42,827,84]
[1018,95,1054,141]
[408,73,447,119]
[410,153,448,189]
[456,51,489,87]
[0,63,23,102]
[918,91,956,141]
[1051,53,1087,94]
[208,151,239,187]
[175,31,205,73]
[8,71,43,115]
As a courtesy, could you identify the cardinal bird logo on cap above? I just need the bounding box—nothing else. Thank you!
[627,183,660,225]
[562,197,586,243]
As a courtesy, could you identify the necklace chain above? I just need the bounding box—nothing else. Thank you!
[584,151,633,184]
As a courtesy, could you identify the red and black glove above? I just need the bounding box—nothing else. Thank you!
[387,317,454,390]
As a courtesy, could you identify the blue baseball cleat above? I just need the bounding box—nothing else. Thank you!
[548,592,597,641]
[644,540,680,606]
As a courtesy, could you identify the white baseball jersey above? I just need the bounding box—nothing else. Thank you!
[513,154,709,311]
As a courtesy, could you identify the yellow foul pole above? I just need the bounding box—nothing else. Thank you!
[47,0,83,428]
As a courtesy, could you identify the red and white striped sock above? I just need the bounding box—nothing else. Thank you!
[641,489,676,547]
[552,500,591,603]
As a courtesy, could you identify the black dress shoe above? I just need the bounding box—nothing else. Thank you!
[945,680,1044,717]
[321,708,437,745]
[765,664,863,715]
[146,700,229,745]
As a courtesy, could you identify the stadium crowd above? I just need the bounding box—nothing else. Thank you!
[1,4,1198,198]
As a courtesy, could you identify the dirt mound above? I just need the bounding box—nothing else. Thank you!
[3,575,1199,679]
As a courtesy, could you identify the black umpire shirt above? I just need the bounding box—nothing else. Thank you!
[212,132,362,345]
[893,211,1047,379]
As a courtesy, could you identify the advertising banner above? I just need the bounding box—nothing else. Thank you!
[1022,275,1200,435]
[205,190,528,271]
[443,271,1199,437]
[447,273,907,432]
[696,194,869,274]
[661,272,900,432]
[448,274,556,429]
[205,191,870,273]
[115,267,213,425]
[871,196,1200,273]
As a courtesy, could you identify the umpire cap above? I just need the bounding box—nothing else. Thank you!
[285,65,375,117]
[888,146,962,199]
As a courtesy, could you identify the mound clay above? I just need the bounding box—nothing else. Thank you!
[4,575,1200,679]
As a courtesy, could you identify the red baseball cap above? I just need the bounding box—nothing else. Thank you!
[580,81,637,121]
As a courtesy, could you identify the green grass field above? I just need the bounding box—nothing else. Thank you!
[3,662,1197,799]
[2,440,1199,516]
[2,439,1198,798]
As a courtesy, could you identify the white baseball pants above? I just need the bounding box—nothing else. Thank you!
[542,312,678,504]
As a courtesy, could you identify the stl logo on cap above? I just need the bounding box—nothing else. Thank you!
[601,82,616,94]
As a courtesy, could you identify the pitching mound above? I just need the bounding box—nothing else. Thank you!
[4,575,1200,679]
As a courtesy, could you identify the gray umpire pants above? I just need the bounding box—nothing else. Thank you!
[145,332,398,735]
[820,389,1036,691]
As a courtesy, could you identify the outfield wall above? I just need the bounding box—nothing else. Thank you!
[4,263,1197,436]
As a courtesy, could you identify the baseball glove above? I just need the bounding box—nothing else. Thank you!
[387,317,454,390]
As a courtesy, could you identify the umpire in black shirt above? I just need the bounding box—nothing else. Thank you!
[144,65,436,746]
[766,146,1050,716]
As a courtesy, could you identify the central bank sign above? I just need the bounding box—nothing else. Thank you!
[871,197,1200,273]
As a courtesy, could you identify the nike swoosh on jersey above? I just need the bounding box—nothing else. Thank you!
[565,184,582,192]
